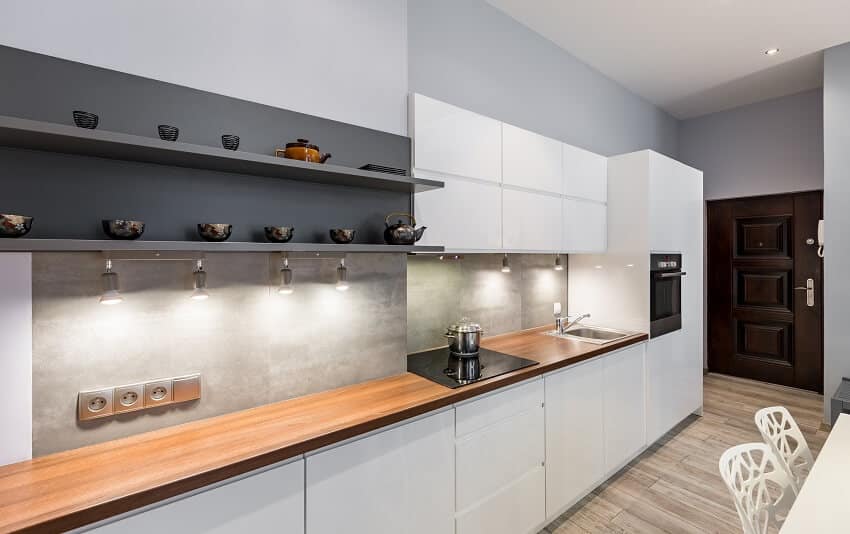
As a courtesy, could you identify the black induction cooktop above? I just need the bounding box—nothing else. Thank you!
[407,347,539,389]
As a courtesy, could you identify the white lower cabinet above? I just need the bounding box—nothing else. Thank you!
[85,458,304,533]
[603,344,647,473]
[646,330,702,444]
[544,358,605,519]
[414,177,502,251]
[455,379,545,534]
[305,409,454,534]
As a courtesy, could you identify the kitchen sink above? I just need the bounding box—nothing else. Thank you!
[545,326,632,345]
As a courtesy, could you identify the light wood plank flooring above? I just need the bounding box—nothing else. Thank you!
[541,373,828,534]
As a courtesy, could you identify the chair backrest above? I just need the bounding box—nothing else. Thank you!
[754,406,814,494]
[718,443,795,534]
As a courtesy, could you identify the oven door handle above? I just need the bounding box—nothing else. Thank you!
[655,271,687,279]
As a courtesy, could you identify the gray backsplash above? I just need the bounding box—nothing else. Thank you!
[31,252,406,456]
[407,254,568,353]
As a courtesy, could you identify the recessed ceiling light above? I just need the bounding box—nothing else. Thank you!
[764,48,780,56]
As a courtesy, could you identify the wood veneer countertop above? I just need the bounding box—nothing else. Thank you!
[0,326,647,533]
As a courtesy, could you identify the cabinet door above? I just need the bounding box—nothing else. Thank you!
[503,189,562,251]
[456,467,546,534]
[603,344,646,473]
[563,143,607,203]
[87,459,304,533]
[412,93,501,183]
[645,332,679,444]
[415,178,502,250]
[502,123,562,194]
[306,410,454,534]
[545,358,605,519]
[563,198,606,252]
[648,152,701,253]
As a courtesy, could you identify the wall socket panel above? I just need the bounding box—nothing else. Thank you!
[78,374,201,421]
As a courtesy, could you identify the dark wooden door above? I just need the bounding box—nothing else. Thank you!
[707,191,823,392]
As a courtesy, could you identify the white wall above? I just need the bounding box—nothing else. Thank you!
[0,254,32,466]
[824,43,850,423]
[679,89,823,201]
[0,0,409,136]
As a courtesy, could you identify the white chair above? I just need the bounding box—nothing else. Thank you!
[754,406,814,495]
[718,443,796,534]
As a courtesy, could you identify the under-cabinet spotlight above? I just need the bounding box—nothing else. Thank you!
[190,259,210,301]
[99,259,123,305]
[278,256,294,295]
[764,48,780,56]
[336,259,350,291]
[501,254,511,273]
[554,254,564,271]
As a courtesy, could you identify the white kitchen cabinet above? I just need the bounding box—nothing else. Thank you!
[502,123,563,194]
[646,331,703,444]
[502,188,562,251]
[85,458,304,533]
[305,409,454,534]
[455,379,545,534]
[563,143,607,203]
[603,344,646,473]
[563,198,606,252]
[411,93,501,183]
[544,357,605,520]
[415,177,502,251]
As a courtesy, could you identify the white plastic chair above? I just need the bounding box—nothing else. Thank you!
[754,406,814,495]
[718,443,796,534]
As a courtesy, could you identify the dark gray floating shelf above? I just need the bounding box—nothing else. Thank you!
[0,239,444,254]
[0,115,443,193]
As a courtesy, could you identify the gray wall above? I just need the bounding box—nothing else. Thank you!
[32,252,406,455]
[679,89,824,200]
[408,0,679,158]
[824,43,850,423]
[407,254,566,353]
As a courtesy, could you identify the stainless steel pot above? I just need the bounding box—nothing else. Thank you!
[444,317,484,356]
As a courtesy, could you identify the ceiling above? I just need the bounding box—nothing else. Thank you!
[486,0,850,119]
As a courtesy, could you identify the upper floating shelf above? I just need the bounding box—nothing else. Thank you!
[0,115,443,193]
[0,239,444,254]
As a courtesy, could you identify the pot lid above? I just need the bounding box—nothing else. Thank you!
[286,138,319,150]
[447,317,482,333]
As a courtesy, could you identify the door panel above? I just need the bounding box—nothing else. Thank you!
[707,192,823,392]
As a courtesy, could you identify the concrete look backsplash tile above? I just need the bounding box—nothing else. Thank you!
[31,252,406,456]
[407,254,568,353]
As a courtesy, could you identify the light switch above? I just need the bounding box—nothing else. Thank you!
[172,374,201,403]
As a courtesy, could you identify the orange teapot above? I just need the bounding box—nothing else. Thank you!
[275,139,332,163]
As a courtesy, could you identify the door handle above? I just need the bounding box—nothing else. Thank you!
[794,278,815,307]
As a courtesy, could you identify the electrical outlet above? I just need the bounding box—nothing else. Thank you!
[113,383,145,414]
[78,389,114,421]
[144,379,173,408]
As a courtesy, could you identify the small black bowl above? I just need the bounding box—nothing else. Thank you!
[158,125,179,142]
[221,134,240,151]
[0,214,33,238]
[329,228,356,244]
[198,223,232,242]
[264,226,294,243]
[73,111,99,129]
[102,219,145,240]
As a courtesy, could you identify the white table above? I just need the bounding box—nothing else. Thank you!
[781,413,850,533]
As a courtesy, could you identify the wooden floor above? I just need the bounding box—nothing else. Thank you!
[541,373,829,534]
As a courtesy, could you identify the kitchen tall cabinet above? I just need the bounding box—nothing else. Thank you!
[305,408,455,534]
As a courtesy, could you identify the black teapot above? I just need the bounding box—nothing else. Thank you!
[384,212,426,245]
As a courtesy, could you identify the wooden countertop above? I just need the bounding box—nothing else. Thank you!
[0,327,646,533]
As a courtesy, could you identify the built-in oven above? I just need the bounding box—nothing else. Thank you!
[650,253,685,338]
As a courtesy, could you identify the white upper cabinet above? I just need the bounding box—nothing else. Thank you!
[502,123,563,194]
[563,198,606,253]
[563,143,608,203]
[411,93,502,183]
[503,189,562,252]
[415,178,502,251]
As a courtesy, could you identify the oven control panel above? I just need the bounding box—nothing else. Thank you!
[651,253,682,271]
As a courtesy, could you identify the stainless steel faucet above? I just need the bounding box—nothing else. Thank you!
[555,312,591,334]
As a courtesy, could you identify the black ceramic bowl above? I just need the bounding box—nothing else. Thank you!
[221,134,240,151]
[198,223,232,242]
[264,226,294,243]
[0,214,33,238]
[102,219,145,240]
[73,111,99,129]
[329,228,356,244]
[158,125,180,142]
